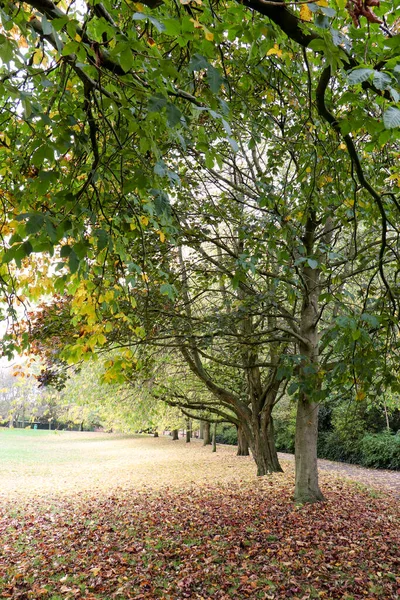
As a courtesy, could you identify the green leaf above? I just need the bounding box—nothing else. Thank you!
[307,258,318,269]
[160,283,176,300]
[131,12,166,32]
[41,14,53,36]
[166,103,182,127]
[308,39,327,52]
[68,250,80,274]
[119,47,134,73]
[383,107,400,129]
[348,68,374,85]
[26,214,45,235]
[60,245,72,258]
[152,189,170,216]
[148,95,167,112]
[95,229,109,251]
[188,53,210,72]
[373,71,391,90]
[207,65,224,93]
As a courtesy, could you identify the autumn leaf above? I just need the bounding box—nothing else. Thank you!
[266,44,283,57]
[300,4,313,21]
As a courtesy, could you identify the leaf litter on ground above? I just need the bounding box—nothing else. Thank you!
[0,433,399,599]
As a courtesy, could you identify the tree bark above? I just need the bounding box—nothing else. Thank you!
[172,429,179,440]
[203,421,211,445]
[185,418,191,443]
[295,398,324,503]
[249,418,283,475]
[212,422,217,452]
[199,421,204,439]
[293,213,332,503]
[153,430,159,437]
[237,423,249,456]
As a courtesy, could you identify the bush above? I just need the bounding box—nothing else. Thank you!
[359,432,400,469]
[215,424,238,445]
[318,431,400,470]
[317,431,362,464]
[274,418,295,453]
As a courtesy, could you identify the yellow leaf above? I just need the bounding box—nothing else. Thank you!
[142,272,149,282]
[32,49,43,65]
[316,0,328,5]
[305,166,312,173]
[300,4,313,21]
[158,230,166,243]
[190,18,202,29]
[140,215,149,226]
[204,29,214,41]
[266,44,282,57]
[147,37,156,47]
[339,142,347,150]
[75,33,82,42]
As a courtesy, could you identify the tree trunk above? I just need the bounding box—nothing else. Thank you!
[237,423,249,456]
[250,418,283,475]
[171,429,179,440]
[203,421,211,445]
[295,397,324,503]
[212,422,217,452]
[199,421,204,439]
[293,214,332,503]
[153,431,159,438]
[185,419,191,443]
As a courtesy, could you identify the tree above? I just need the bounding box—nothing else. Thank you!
[1,0,399,503]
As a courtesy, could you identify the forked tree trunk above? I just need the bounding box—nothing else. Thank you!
[237,423,249,456]
[295,398,324,503]
[203,421,211,445]
[172,429,179,440]
[250,418,282,475]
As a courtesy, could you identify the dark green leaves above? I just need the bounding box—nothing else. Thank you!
[131,12,165,32]
[383,107,400,129]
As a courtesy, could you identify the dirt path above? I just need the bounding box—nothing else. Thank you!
[279,452,400,498]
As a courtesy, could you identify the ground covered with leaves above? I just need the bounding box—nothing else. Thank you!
[0,432,399,599]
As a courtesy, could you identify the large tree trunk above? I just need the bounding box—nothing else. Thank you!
[203,421,211,445]
[185,419,191,443]
[295,398,323,503]
[250,418,282,475]
[237,423,249,456]
[171,429,179,440]
[199,421,204,439]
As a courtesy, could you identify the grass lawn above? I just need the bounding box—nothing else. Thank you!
[0,429,399,599]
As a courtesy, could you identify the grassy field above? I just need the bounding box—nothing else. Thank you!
[0,429,399,599]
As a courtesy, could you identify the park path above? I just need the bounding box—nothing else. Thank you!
[278,452,400,498]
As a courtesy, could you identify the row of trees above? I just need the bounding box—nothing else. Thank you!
[0,0,399,502]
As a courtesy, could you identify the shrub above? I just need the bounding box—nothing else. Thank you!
[317,431,362,464]
[274,418,295,453]
[359,432,400,470]
[215,424,238,445]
